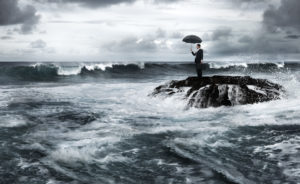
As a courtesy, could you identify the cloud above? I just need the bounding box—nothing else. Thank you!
[170,32,184,39]
[285,35,300,39]
[155,28,167,38]
[102,29,186,55]
[103,36,159,52]
[202,26,233,42]
[263,0,300,33]
[0,36,13,40]
[0,0,40,34]
[205,0,300,56]
[230,0,268,4]
[36,0,182,8]
[29,39,56,54]
[102,28,184,53]
[40,0,135,8]
[30,39,47,49]
[211,27,232,41]
[207,27,300,55]
[215,0,272,9]
[150,0,182,4]
[238,35,253,43]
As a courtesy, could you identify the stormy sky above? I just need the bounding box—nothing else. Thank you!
[0,0,299,61]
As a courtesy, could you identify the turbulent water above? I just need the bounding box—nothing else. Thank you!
[0,61,300,184]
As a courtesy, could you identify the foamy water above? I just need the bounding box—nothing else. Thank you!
[0,62,300,184]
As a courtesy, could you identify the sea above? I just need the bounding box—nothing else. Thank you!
[0,61,300,184]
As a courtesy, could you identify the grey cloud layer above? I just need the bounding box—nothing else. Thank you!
[211,27,232,41]
[40,0,136,8]
[263,0,300,33]
[216,0,271,8]
[230,0,268,4]
[108,37,158,52]
[102,28,183,53]
[208,0,300,55]
[100,0,300,56]
[208,28,300,55]
[1,0,299,58]
[0,0,180,35]
[37,0,181,8]
[30,39,47,49]
[0,0,40,33]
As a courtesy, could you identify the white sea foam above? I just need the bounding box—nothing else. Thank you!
[56,62,145,76]
[84,63,113,71]
[208,61,286,69]
[0,115,27,128]
[50,136,121,164]
[209,62,248,69]
[254,136,300,180]
[57,66,82,75]
[274,62,285,68]
[2,65,299,183]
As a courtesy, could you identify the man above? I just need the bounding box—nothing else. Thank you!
[191,44,203,78]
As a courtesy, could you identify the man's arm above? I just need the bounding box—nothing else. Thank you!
[190,48,196,56]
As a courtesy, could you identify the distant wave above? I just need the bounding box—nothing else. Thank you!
[0,62,298,82]
[0,63,59,82]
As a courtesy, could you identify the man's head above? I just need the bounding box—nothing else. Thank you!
[196,44,201,49]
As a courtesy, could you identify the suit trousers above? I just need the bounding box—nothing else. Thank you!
[195,62,202,78]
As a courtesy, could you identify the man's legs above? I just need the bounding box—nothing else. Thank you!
[196,62,202,78]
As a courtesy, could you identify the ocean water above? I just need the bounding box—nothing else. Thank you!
[0,61,300,184]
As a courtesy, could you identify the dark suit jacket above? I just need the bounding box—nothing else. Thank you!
[191,49,203,63]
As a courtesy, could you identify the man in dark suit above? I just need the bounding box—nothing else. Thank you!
[191,44,203,78]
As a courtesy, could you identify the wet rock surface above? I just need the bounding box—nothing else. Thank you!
[151,76,284,108]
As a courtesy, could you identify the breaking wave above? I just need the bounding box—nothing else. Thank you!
[0,62,299,82]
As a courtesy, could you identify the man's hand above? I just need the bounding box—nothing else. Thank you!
[190,48,193,52]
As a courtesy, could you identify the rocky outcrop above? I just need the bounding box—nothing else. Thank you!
[151,76,283,108]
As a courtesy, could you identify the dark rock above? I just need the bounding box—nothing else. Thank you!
[151,76,284,108]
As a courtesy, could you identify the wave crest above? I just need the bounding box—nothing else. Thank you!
[0,62,298,82]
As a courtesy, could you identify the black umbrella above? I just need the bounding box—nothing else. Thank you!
[182,35,202,44]
[182,35,202,50]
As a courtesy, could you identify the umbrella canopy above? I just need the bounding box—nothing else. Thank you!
[182,35,202,44]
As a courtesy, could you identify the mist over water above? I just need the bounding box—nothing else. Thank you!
[0,61,300,184]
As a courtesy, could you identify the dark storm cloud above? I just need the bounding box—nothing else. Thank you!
[211,27,232,41]
[151,0,182,4]
[255,0,300,52]
[40,0,136,8]
[208,0,300,55]
[238,35,253,43]
[208,28,300,55]
[216,0,270,8]
[240,33,300,53]
[263,0,300,33]
[37,0,181,8]
[0,0,40,34]
[202,26,233,42]
[285,35,300,39]
[212,33,300,55]
[207,28,243,55]
[230,0,267,4]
